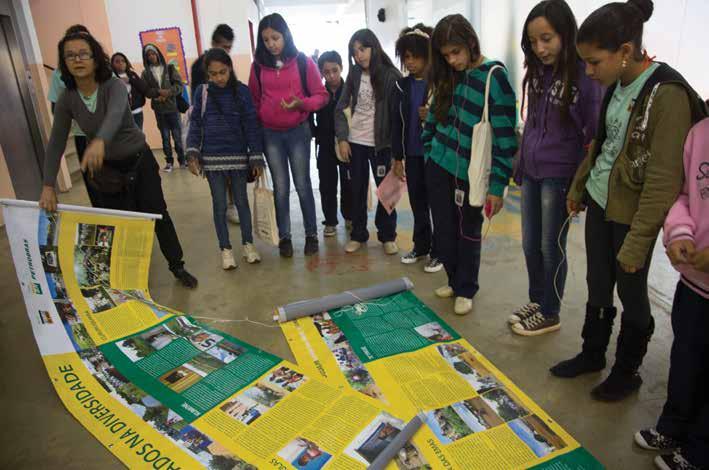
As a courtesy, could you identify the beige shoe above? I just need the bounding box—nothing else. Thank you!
[435,286,454,298]
[454,296,473,315]
[345,240,362,253]
[383,241,399,255]
[221,249,237,270]
[242,243,261,264]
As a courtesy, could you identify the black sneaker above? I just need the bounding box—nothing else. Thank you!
[511,312,561,336]
[635,428,682,451]
[655,451,701,470]
[279,238,293,258]
[304,236,319,256]
[401,250,426,265]
[173,268,198,288]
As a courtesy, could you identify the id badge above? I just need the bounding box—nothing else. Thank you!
[377,165,387,177]
[454,189,465,207]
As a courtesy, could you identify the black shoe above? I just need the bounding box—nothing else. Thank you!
[634,428,682,451]
[304,236,319,256]
[655,450,701,470]
[173,268,198,289]
[279,238,293,258]
[591,369,643,401]
[550,352,606,378]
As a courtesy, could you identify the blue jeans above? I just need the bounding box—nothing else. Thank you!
[154,111,184,165]
[263,122,317,240]
[205,170,253,249]
[521,176,570,317]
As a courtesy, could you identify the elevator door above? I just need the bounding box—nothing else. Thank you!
[0,14,44,200]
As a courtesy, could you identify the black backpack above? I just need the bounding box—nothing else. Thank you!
[253,52,315,134]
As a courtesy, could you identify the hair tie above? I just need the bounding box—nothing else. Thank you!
[405,28,430,39]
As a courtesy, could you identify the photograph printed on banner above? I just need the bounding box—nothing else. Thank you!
[332,344,385,401]
[508,414,567,458]
[344,412,404,464]
[278,437,332,470]
[414,321,453,343]
[189,331,224,351]
[38,211,60,247]
[265,366,306,393]
[425,405,475,444]
[220,395,270,425]
[74,245,112,287]
[205,340,245,365]
[78,348,257,469]
[438,348,501,394]
[185,352,228,376]
[45,272,68,300]
[159,364,204,393]
[37,310,53,324]
[480,387,529,422]
[76,223,115,248]
[80,285,117,313]
[40,246,60,273]
[395,442,432,470]
[313,312,349,348]
[138,324,180,351]
[163,316,203,338]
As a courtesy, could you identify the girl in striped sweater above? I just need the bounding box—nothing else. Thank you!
[423,14,518,315]
[186,48,265,270]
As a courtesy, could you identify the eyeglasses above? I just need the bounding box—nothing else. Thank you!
[64,52,93,62]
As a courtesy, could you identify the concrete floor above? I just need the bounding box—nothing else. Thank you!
[0,152,680,469]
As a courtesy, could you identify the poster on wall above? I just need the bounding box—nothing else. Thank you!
[139,27,189,84]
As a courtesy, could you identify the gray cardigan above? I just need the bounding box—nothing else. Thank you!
[43,77,146,186]
[140,64,183,114]
[335,64,401,152]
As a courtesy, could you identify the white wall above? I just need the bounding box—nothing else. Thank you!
[195,0,260,80]
[104,0,198,70]
[364,0,407,63]
[476,0,709,106]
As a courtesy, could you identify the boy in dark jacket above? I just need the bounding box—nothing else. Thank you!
[141,43,185,171]
[391,25,441,273]
[190,24,234,95]
[315,51,351,236]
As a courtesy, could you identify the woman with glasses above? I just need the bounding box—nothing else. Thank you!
[38,31,198,289]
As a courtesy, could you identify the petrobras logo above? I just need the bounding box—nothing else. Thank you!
[23,238,42,295]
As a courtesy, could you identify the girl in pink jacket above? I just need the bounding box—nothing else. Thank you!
[248,13,328,258]
[634,117,709,470]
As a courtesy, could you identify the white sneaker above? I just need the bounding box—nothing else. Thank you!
[227,206,240,224]
[242,243,261,264]
[435,286,454,298]
[383,241,399,255]
[424,257,443,273]
[345,240,362,253]
[454,297,473,315]
[221,249,237,270]
[323,225,337,237]
[163,163,173,173]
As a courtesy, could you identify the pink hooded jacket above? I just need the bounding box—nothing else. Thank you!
[248,55,328,131]
[663,117,709,299]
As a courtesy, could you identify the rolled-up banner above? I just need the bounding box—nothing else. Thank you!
[275,277,414,322]
[367,414,425,470]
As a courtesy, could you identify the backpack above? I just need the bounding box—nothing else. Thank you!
[253,52,315,134]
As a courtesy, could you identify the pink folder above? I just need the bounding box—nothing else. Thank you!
[376,170,407,215]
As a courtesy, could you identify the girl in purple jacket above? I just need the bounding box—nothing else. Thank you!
[510,0,602,336]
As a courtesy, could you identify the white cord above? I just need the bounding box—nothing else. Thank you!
[192,315,281,328]
[553,213,580,309]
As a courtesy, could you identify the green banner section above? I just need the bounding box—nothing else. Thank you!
[530,448,605,470]
[328,290,461,363]
[100,315,280,422]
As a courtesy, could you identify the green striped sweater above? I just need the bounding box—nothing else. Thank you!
[422,60,518,197]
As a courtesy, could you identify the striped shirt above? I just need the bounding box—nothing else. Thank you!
[422,61,518,197]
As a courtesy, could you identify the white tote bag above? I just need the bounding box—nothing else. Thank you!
[252,173,280,247]
[468,64,503,207]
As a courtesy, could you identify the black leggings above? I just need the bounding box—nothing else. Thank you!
[585,196,654,330]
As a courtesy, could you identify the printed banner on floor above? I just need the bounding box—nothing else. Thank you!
[280,290,603,469]
[3,201,453,469]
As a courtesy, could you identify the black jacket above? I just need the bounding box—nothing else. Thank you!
[391,75,428,161]
[190,53,207,97]
[314,79,344,153]
[116,70,158,111]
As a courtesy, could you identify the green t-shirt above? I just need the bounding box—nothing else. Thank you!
[79,89,98,113]
[48,69,85,137]
[586,63,659,208]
